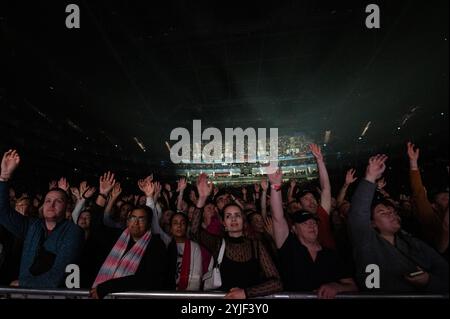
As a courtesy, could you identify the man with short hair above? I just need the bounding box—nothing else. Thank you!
[0,150,84,288]
[349,154,448,292]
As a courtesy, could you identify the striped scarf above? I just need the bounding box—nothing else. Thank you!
[92,228,152,288]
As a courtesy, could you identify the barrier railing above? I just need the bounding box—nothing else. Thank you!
[0,287,448,299]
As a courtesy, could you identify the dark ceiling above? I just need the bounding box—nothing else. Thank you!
[0,0,448,185]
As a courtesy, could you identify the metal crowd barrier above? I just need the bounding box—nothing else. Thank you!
[0,287,448,299]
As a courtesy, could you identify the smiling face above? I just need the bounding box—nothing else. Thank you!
[222,204,244,236]
[127,208,149,240]
[42,190,67,222]
[371,203,401,235]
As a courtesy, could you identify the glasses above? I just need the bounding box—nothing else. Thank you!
[128,216,147,223]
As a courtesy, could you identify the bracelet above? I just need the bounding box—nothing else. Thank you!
[98,193,108,200]
[271,184,282,192]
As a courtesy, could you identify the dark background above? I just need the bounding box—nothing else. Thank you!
[0,0,448,194]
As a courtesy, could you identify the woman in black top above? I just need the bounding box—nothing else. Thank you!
[191,173,282,299]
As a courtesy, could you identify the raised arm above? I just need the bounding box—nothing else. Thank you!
[176,177,187,212]
[337,169,357,207]
[348,155,388,250]
[407,142,442,242]
[287,179,296,203]
[0,150,28,239]
[260,178,268,218]
[309,144,331,214]
[268,169,289,249]
[104,182,122,215]
[139,176,172,246]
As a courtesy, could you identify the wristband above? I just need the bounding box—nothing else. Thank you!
[98,193,108,200]
[271,184,282,192]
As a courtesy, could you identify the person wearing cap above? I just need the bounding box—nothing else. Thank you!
[295,144,336,249]
[269,169,358,298]
[348,154,448,293]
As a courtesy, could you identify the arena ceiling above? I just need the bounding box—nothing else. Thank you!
[0,0,448,184]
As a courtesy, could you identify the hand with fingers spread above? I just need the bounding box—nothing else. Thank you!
[407,142,420,170]
[58,177,70,192]
[70,187,81,200]
[111,182,122,199]
[1,149,21,182]
[83,186,97,199]
[309,144,324,162]
[177,177,187,193]
[99,171,116,196]
[365,154,388,183]
[345,169,357,186]
[79,181,89,197]
[48,180,58,190]
[197,173,212,199]
[139,178,155,198]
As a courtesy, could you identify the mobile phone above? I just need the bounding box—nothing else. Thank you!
[408,270,425,277]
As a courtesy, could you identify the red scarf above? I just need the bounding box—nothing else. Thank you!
[177,240,191,291]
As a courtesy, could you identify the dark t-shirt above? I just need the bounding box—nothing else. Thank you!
[278,232,350,291]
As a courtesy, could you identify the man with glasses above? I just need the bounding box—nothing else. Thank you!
[90,204,169,298]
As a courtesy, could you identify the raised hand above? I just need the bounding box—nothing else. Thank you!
[111,182,122,199]
[261,178,269,191]
[365,155,388,183]
[309,144,323,162]
[49,180,58,190]
[154,181,162,200]
[345,169,357,186]
[1,150,21,181]
[79,181,89,197]
[377,177,387,190]
[70,187,81,200]
[197,173,212,198]
[164,183,171,193]
[99,171,116,196]
[58,177,70,192]
[407,142,420,170]
[140,179,155,198]
[177,177,187,192]
[267,169,282,186]
[83,186,97,199]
